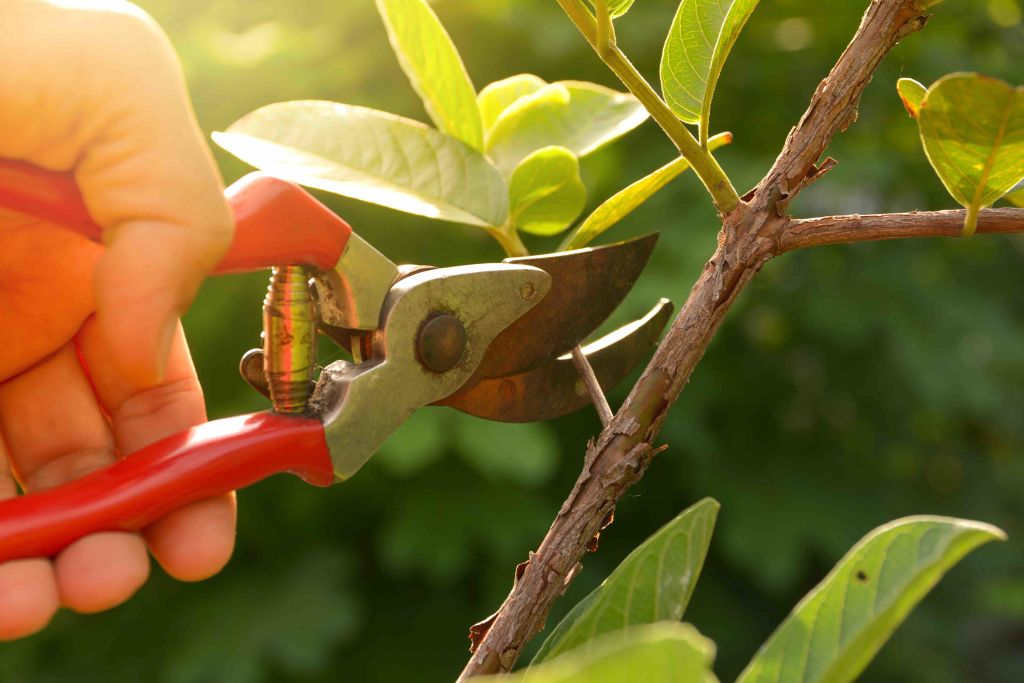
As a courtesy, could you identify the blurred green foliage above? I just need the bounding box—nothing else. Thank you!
[2,1,1023,681]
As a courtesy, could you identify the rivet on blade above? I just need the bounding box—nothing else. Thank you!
[417,314,467,373]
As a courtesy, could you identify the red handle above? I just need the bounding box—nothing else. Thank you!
[0,159,352,273]
[0,412,335,563]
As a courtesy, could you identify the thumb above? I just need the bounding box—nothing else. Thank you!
[66,7,231,387]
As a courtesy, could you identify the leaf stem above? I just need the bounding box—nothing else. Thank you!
[594,0,615,54]
[963,202,980,236]
[488,224,530,257]
[555,0,740,214]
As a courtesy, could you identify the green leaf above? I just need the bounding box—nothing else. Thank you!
[737,515,1006,683]
[479,623,717,683]
[660,0,761,143]
[896,78,927,118]
[508,146,586,236]
[561,132,732,250]
[214,101,508,227]
[533,498,719,664]
[917,73,1024,235]
[375,0,483,150]
[454,415,559,487]
[486,81,648,174]
[590,0,636,18]
[478,74,547,133]
[1003,179,1024,206]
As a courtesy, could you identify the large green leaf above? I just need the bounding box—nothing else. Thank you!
[533,498,719,664]
[375,0,483,150]
[478,74,547,133]
[213,101,508,227]
[561,132,732,250]
[737,516,1005,683]
[917,73,1024,234]
[660,0,760,142]
[896,78,927,119]
[479,623,717,683]
[486,81,648,174]
[508,146,586,236]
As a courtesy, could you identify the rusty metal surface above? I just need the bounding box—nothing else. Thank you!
[476,233,659,379]
[437,298,673,422]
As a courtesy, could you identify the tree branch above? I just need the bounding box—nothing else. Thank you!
[779,207,1024,252]
[458,1,944,677]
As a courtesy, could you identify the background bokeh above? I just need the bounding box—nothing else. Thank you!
[3,1,1023,681]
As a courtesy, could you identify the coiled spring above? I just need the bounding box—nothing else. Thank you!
[262,266,317,414]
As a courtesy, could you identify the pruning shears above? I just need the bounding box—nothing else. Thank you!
[0,159,671,563]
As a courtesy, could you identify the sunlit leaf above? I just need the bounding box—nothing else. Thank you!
[214,101,508,227]
[590,0,636,18]
[454,415,559,487]
[375,0,483,150]
[478,74,547,133]
[534,498,719,664]
[737,516,1006,683]
[1005,179,1024,206]
[486,81,648,174]
[661,0,760,142]
[480,623,717,683]
[917,73,1024,234]
[508,146,586,236]
[561,132,732,250]
[896,78,927,118]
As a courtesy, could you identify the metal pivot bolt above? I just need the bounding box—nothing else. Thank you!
[263,266,317,413]
[417,314,467,373]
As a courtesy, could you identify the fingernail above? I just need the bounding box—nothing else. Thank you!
[155,318,177,383]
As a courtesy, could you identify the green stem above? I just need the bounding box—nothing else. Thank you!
[555,0,740,213]
[963,202,980,236]
[488,224,530,257]
[594,0,614,52]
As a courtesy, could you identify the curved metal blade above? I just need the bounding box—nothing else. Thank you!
[437,298,673,422]
[475,233,659,378]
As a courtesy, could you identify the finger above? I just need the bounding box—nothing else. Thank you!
[78,317,236,582]
[0,430,15,500]
[0,431,59,641]
[78,9,232,389]
[0,3,232,388]
[0,345,149,614]
[0,217,102,383]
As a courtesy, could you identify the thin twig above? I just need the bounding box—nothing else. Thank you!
[570,346,613,426]
[554,0,740,213]
[458,1,943,678]
[778,207,1024,251]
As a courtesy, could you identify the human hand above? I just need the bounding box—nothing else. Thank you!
[0,0,236,639]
